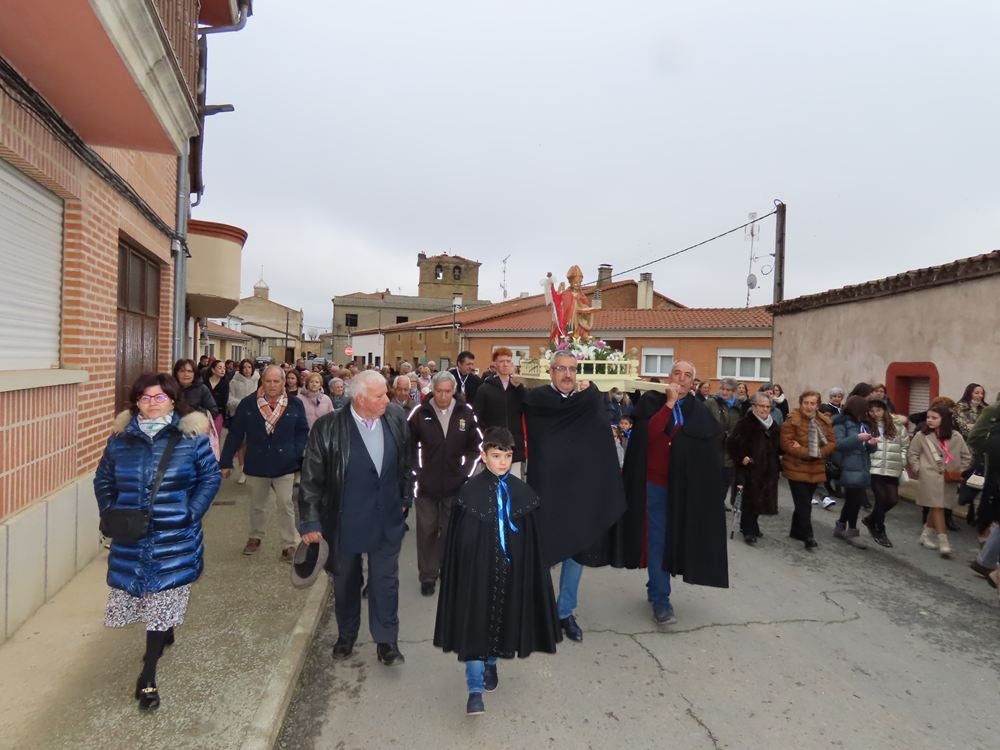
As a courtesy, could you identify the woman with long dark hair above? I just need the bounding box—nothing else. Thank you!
[831,395,878,548]
[862,397,908,547]
[909,406,972,557]
[954,383,989,526]
[94,373,220,709]
[172,358,219,418]
[205,359,229,432]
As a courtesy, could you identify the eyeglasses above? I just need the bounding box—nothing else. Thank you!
[138,394,170,404]
[552,365,577,373]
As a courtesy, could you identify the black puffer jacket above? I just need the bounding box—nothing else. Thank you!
[409,395,482,498]
[472,376,526,462]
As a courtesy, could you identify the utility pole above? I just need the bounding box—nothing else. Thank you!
[773,200,786,304]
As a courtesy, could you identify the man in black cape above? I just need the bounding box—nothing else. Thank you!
[615,359,728,625]
[523,351,627,642]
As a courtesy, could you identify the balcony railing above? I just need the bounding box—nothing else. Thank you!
[152,0,199,100]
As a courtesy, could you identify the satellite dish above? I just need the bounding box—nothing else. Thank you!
[747,273,758,290]
[760,264,773,276]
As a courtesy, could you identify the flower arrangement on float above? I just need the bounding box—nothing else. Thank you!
[543,336,625,363]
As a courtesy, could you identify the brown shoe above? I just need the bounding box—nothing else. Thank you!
[242,538,262,555]
[281,546,296,563]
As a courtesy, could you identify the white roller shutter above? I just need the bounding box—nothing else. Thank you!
[908,378,931,414]
[0,159,64,370]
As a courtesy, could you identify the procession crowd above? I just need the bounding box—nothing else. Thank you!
[94,349,1000,715]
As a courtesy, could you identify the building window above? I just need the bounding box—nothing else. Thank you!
[344,313,358,327]
[434,264,444,280]
[417,331,424,342]
[395,316,408,324]
[717,348,771,381]
[116,242,161,411]
[443,330,451,342]
[453,265,462,280]
[202,342,216,358]
[641,347,674,376]
[232,345,244,361]
[0,159,64,370]
[397,333,402,342]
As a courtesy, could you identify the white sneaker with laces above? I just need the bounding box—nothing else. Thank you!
[821,497,836,509]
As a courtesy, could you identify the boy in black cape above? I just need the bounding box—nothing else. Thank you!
[433,428,561,716]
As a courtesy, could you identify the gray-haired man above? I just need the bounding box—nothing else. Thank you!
[299,370,413,666]
[407,371,482,596]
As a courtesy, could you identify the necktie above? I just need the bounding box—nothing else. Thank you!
[495,474,519,562]
[362,418,375,430]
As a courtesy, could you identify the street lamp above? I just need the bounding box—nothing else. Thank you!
[452,294,463,328]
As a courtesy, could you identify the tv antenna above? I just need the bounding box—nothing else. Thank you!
[500,254,511,300]
[744,212,772,307]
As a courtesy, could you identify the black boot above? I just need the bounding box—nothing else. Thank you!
[945,508,960,532]
[136,630,169,710]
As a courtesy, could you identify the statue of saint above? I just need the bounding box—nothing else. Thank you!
[544,265,594,343]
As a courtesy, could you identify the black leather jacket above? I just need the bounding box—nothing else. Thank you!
[298,403,412,571]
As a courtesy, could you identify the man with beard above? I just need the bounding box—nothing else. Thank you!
[617,360,728,625]
[523,351,626,642]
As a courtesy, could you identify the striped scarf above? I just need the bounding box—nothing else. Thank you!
[807,415,827,458]
[257,389,288,435]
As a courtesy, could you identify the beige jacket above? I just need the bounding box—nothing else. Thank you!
[907,431,971,509]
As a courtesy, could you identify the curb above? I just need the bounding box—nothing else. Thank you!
[240,578,330,750]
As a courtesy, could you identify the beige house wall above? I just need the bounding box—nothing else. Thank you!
[232,296,302,341]
[772,275,1000,404]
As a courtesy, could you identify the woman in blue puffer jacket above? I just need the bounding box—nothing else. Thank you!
[831,395,878,548]
[94,372,220,710]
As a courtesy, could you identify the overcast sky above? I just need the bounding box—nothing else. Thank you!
[194,1,1000,330]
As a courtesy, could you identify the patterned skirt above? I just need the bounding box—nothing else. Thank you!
[104,584,192,632]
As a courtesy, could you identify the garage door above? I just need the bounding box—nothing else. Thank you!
[0,159,64,370]
[907,377,931,414]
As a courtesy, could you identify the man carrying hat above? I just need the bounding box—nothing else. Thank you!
[298,370,413,666]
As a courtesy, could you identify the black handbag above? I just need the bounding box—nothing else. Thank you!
[100,432,181,542]
[825,459,842,480]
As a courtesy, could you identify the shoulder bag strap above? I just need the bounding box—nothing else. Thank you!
[148,431,183,505]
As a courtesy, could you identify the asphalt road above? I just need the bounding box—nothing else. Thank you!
[277,486,999,750]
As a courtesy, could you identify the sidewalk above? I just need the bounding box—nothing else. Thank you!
[0,477,327,750]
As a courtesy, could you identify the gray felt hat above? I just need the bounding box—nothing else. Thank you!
[290,537,329,588]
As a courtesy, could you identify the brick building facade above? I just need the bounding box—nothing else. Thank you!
[0,0,251,641]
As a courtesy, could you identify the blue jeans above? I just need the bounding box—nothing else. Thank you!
[977,524,1000,568]
[645,482,671,608]
[557,558,583,619]
[465,657,497,693]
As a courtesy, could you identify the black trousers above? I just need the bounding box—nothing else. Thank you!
[788,480,817,540]
[331,536,402,643]
[839,487,866,528]
[869,474,899,530]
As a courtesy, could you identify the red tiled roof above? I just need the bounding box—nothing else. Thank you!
[378,279,681,333]
[203,322,250,340]
[769,250,1000,315]
[462,307,772,332]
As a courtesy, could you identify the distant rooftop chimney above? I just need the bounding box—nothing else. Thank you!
[596,264,613,288]
[637,272,654,310]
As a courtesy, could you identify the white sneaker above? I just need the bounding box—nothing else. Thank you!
[237,476,247,485]
[821,497,836,509]
[811,498,819,505]
[919,527,938,550]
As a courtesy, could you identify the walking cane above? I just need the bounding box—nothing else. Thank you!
[730,485,744,540]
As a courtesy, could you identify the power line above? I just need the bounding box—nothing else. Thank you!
[599,209,779,283]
